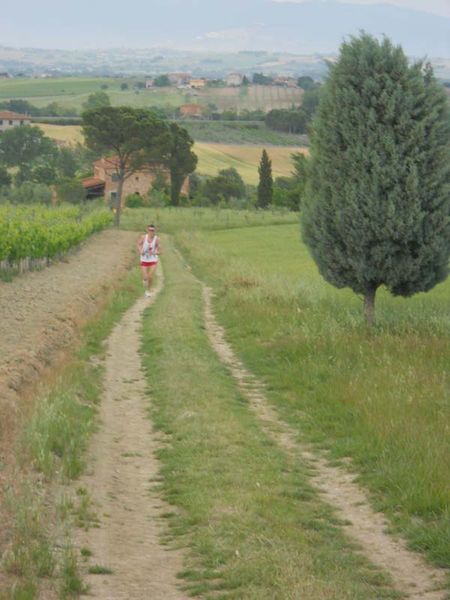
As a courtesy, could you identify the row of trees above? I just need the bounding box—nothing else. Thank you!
[0,125,85,188]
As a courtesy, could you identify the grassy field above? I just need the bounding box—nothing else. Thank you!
[38,123,307,184]
[140,235,399,599]
[169,218,450,575]
[0,77,303,113]
[38,123,83,144]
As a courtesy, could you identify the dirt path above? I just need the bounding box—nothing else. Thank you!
[74,268,188,600]
[202,285,448,600]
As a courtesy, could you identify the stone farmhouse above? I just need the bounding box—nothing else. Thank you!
[82,156,189,204]
[0,111,32,132]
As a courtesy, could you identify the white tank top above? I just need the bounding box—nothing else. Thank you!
[141,234,159,263]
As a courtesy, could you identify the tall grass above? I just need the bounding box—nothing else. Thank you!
[140,239,398,599]
[120,206,298,234]
[175,223,450,570]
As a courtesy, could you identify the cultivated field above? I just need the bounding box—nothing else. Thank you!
[0,76,303,113]
[195,142,307,183]
[38,123,307,184]
[38,123,83,144]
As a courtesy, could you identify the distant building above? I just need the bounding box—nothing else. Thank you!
[168,72,191,86]
[82,156,189,204]
[0,72,10,79]
[179,103,204,119]
[226,73,244,87]
[145,78,154,89]
[0,111,32,132]
[274,76,298,88]
[189,78,207,89]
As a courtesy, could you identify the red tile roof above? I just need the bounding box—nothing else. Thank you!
[0,111,32,121]
[81,177,105,189]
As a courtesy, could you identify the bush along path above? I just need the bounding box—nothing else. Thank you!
[201,284,448,600]
[71,265,188,600]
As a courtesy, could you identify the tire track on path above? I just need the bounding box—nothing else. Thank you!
[202,284,448,600]
[74,267,188,600]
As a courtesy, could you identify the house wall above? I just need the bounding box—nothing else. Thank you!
[0,118,31,132]
[94,160,189,205]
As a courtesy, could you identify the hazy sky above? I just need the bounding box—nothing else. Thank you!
[1,0,449,53]
[274,0,450,19]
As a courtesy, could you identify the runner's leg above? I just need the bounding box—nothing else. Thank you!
[141,265,150,294]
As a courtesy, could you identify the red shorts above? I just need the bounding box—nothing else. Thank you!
[140,261,157,267]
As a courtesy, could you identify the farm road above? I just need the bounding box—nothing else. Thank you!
[73,268,187,599]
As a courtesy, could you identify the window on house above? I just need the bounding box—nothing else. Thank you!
[9,120,13,125]
[111,173,119,182]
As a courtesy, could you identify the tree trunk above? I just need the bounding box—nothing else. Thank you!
[114,176,124,228]
[170,169,182,207]
[363,287,377,326]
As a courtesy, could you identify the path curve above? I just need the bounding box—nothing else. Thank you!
[75,267,188,600]
[202,284,448,600]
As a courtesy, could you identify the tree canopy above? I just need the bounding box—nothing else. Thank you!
[82,91,111,112]
[257,149,273,208]
[302,33,450,324]
[167,123,197,206]
[82,106,170,225]
[0,125,58,184]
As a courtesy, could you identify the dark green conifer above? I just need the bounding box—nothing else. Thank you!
[302,34,450,324]
[257,149,273,208]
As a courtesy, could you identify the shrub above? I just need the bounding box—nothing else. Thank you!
[125,193,146,208]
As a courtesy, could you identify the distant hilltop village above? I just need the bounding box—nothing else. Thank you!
[0,47,333,80]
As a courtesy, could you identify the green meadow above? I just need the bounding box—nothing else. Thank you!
[0,77,302,113]
[169,217,449,570]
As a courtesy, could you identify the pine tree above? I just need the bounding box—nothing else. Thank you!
[302,34,450,325]
[257,149,273,208]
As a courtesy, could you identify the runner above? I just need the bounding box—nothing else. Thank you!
[137,224,160,297]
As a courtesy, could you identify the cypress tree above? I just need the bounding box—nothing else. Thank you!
[257,149,273,208]
[302,34,450,325]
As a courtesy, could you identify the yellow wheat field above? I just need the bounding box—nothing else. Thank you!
[39,124,307,184]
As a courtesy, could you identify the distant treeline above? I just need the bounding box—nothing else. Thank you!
[2,84,322,136]
[0,98,78,118]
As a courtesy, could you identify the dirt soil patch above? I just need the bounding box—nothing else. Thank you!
[0,229,137,557]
